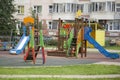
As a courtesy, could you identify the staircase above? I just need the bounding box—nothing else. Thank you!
[68,38,77,56]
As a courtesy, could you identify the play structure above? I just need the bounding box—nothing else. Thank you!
[47,18,119,59]
[10,16,46,64]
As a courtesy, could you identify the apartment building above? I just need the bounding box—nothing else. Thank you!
[14,0,120,39]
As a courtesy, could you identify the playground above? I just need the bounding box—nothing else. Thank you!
[0,16,120,66]
[0,17,120,80]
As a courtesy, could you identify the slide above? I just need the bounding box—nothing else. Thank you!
[84,27,119,59]
[10,35,30,54]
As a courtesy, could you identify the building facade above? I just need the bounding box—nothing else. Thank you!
[14,0,120,39]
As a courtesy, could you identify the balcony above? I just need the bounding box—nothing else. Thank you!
[52,13,75,20]
[52,0,76,3]
[90,12,115,20]
[114,12,120,19]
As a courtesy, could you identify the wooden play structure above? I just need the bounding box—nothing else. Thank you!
[47,17,106,58]
[23,16,46,64]
[47,18,88,57]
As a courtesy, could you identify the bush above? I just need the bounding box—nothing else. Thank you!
[105,40,110,47]
[44,39,58,46]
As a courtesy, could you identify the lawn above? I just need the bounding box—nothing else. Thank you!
[0,78,120,80]
[0,64,120,75]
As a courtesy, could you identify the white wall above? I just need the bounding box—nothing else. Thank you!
[14,0,53,21]
[90,12,115,20]
[52,13,75,20]
[90,0,115,2]
[30,0,52,21]
[14,0,31,21]
[52,0,77,3]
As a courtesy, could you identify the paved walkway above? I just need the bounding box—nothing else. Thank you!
[93,61,120,66]
[0,74,120,78]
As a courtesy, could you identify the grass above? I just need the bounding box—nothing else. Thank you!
[0,64,120,75]
[104,45,120,50]
[0,78,120,80]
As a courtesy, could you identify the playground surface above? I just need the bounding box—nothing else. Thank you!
[0,48,120,67]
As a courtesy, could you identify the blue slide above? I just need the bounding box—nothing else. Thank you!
[84,27,119,59]
[9,35,30,54]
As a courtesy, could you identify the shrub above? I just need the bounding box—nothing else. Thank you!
[44,39,58,46]
[105,40,110,47]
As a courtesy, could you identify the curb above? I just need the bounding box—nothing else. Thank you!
[0,74,120,78]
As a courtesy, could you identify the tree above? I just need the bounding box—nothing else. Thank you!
[0,0,16,35]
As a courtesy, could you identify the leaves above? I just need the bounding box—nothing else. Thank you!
[0,0,16,33]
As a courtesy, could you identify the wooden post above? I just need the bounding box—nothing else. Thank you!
[42,47,45,64]
[84,40,87,57]
[80,18,87,58]
[81,26,84,57]
[58,18,62,51]
[74,18,77,38]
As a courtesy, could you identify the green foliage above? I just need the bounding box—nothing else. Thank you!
[105,40,110,47]
[39,21,42,29]
[0,0,16,34]
[44,39,58,46]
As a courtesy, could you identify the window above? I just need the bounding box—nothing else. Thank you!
[33,6,42,14]
[53,4,55,12]
[95,3,99,11]
[107,2,115,12]
[108,21,120,31]
[16,21,22,35]
[77,4,84,12]
[48,22,52,29]
[91,3,98,12]
[99,2,105,11]
[91,2,106,12]
[116,3,120,12]
[109,22,113,30]
[110,26,112,30]
[48,21,58,30]
[112,2,115,12]
[53,3,58,13]
[62,4,66,13]
[72,4,77,13]
[52,21,58,29]
[53,3,77,13]
[18,6,24,14]
[49,5,53,13]
[58,4,62,13]
[116,8,120,12]
[116,3,120,7]
[60,4,63,12]
[66,3,71,12]
[105,24,108,31]
[114,22,120,30]
[17,21,22,28]
[107,2,111,11]
[91,3,94,12]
